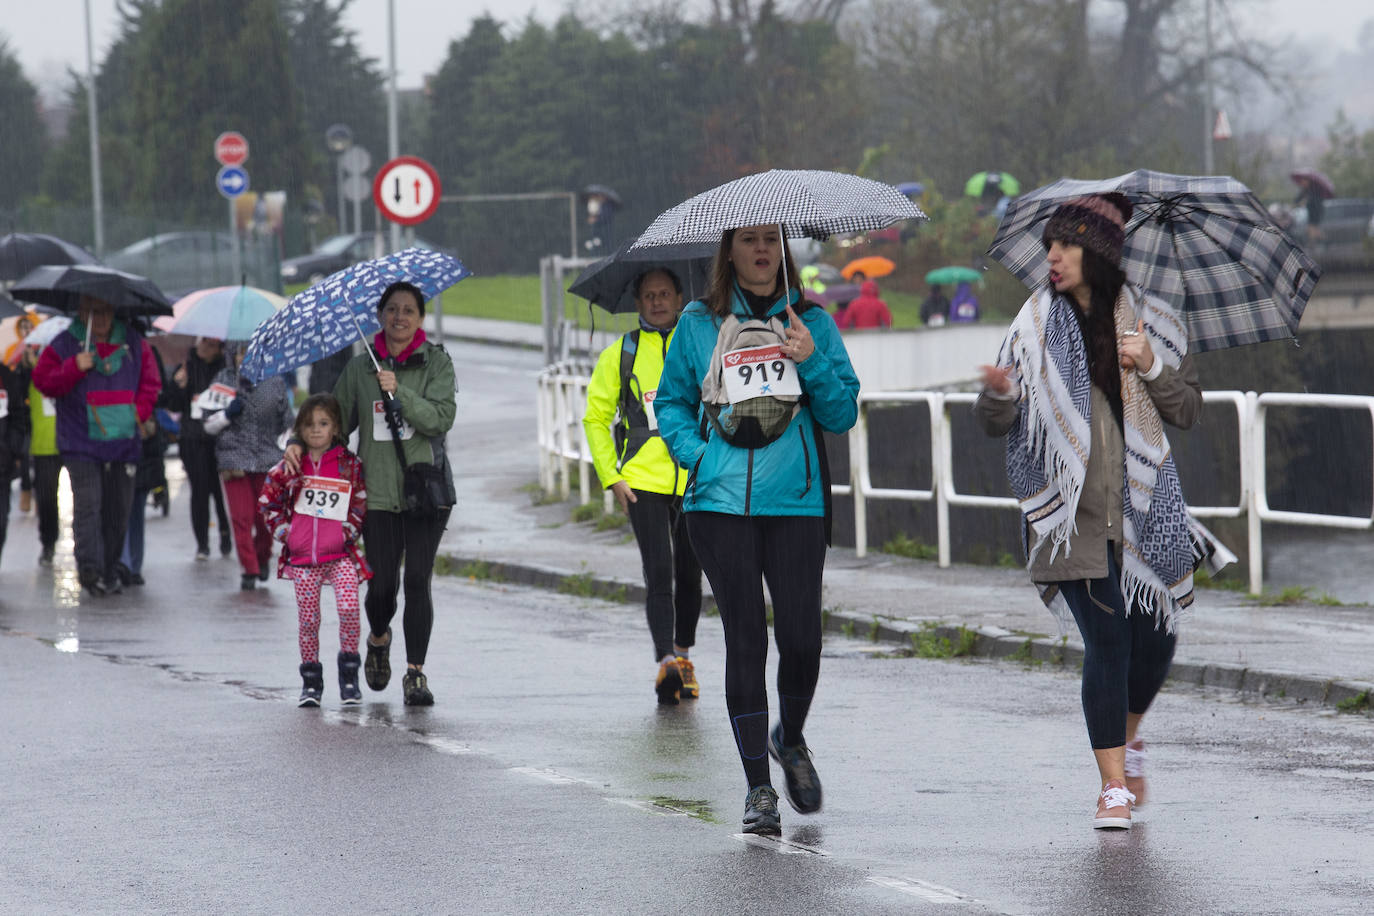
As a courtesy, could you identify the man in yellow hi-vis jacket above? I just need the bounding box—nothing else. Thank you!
[583,267,703,705]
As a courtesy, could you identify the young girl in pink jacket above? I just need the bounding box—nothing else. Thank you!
[259,394,371,707]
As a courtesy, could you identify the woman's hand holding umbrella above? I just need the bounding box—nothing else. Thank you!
[1117,319,1154,373]
[782,304,814,362]
[978,364,1014,395]
[377,369,398,396]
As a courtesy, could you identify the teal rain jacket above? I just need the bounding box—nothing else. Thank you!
[655,285,860,518]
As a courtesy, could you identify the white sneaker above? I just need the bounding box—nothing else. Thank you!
[1093,779,1136,830]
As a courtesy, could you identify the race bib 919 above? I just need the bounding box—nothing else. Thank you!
[293,476,351,521]
[720,345,801,405]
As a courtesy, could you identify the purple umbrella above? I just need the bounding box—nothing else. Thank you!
[1290,168,1334,199]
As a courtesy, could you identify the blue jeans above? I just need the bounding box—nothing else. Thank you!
[1058,546,1177,749]
[121,486,151,574]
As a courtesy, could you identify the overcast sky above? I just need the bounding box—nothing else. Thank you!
[4,0,1371,129]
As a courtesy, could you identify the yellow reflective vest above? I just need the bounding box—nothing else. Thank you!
[583,327,687,496]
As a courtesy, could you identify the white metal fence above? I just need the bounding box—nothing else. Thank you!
[536,371,1374,594]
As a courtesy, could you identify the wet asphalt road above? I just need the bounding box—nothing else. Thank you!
[3,340,1373,914]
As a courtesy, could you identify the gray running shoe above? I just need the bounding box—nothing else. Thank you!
[742,786,781,836]
[768,723,823,814]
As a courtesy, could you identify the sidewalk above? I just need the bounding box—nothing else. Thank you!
[439,314,1374,713]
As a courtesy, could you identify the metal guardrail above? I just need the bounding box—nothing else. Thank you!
[536,375,1374,594]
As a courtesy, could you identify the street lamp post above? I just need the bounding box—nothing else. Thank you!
[325,124,354,235]
[84,0,104,257]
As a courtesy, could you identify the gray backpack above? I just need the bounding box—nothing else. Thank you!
[700,310,805,449]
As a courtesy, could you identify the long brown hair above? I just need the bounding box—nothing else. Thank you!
[703,225,802,317]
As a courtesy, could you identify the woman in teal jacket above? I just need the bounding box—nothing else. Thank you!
[655,223,860,837]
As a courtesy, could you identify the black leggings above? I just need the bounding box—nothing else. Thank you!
[179,438,229,553]
[363,508,450,667]
[687,512,826,790]
[625,490,702,660]
[1059,546,1177,749]
[32,454,62,551]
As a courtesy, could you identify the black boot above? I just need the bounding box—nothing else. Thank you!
[338,652,362,705]
[298,662,324,708]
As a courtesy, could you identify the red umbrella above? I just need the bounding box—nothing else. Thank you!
[1290,168,1334,199]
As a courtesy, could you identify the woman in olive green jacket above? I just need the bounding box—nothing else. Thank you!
[322,281,457,706]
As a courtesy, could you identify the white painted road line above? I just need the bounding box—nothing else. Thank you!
[732,833,828,855]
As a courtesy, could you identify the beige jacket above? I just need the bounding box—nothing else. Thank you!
[974,356,1202,581]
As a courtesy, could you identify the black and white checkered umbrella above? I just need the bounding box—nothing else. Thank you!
[988,170,1321,352]
[629,169,927,252]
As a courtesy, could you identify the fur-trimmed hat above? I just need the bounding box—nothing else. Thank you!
[1042,193,1133,265]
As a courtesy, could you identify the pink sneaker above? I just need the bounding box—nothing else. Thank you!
[1125,739,1147,807]
[1093,778,1136,830]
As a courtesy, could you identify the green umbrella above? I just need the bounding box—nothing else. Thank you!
[964,171,1021,198]
[924,266,984,286]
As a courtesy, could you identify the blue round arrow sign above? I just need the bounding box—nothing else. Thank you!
[216,165,250,198]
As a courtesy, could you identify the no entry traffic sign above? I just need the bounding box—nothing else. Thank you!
[214,131,249,167]
[373,156,441,226]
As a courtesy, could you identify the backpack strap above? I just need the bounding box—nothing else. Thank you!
[614,329,658,469]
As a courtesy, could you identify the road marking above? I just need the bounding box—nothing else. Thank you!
[607,798,690,817]
[509,765,602,789]
[1293,766,1374,782]
[868,876,970,903]
[411,734,481,756]
[731,833,828,855]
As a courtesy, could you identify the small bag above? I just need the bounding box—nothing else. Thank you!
[403,461,449,517]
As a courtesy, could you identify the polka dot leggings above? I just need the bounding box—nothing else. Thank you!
[292,558,361,664]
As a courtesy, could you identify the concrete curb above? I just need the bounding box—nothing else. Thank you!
[441,553,1374,716]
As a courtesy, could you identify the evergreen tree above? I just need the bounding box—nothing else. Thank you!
[0,37,50,210]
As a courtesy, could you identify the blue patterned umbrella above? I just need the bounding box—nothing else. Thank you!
[988,170,1321,352]
[240,247,470,382]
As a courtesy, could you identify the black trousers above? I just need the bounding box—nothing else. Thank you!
[64,458,135,578]
[363,508,450,667]
[687,511,826,789]
[179,437,229,553]
[32,454,61,550]
[1059,546,1178,749]
[625,490,703,660]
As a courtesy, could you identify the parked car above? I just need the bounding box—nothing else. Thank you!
[1292,198,1374,270]
[280,233,451,285]
[106,231,237,297]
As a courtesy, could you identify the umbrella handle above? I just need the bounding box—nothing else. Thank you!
[348,304,399,403]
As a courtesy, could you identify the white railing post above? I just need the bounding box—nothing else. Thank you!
[933,393,951,568]
[1246,390,1263,595]
[851,408,869,558]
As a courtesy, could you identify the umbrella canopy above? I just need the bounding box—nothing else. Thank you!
[924,266,984,286]
[0,292,26,321]
[841,256,896,281]
[0,232,99,282]
[241,247,470,383]
[22,315,72,349]
[895,181,925,197]
[804,283,862,307]
[965,171,1021,198]
[629,170,926,252]
[160,285,287,340]
[568,239,714,314]
[1289,168,1334,199]
[9,263,171,316]
[988,169,1322,352]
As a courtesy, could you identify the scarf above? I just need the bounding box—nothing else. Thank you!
[998,284,1233,633]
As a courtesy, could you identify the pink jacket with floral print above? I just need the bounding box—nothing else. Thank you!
[258,445,372,581]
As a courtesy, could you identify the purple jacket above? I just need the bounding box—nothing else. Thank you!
[33,323,162,464]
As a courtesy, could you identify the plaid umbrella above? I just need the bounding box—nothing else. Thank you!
[988,170,1321,352]
[240,247,470,383]
[629,170,926,252]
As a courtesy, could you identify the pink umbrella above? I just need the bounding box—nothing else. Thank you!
[1290,168,1334,199]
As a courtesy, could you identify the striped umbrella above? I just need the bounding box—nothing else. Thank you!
[988,170,1321,352]
[630,170,926,252]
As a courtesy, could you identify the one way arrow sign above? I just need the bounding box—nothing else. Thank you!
[216,165,250,198]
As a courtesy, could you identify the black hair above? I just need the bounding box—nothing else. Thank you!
[632,266,682,299]
[377,280,427,317]
[1072,246,1128,407]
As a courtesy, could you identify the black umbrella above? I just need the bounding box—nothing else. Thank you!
[9,264,172,316]
[0,291,26,320]
[569,238,715,314]
[0,232,99,282]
